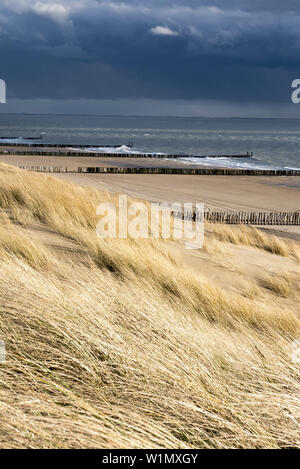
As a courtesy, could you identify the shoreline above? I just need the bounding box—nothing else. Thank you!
[1,153,300,174]
[1,143,300,172]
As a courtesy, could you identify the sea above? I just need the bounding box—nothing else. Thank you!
[0,114,300,170]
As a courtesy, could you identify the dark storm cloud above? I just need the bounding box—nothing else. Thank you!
[0,1,300,105]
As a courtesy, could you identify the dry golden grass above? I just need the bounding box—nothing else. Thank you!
[259,272,296,298]
[206,222,299,259]
[0,163,299,449]
[0,212,50,269]
[243,283,264,301]
[203,238,233,256]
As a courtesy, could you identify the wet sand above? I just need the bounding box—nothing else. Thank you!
[0,154,197,171]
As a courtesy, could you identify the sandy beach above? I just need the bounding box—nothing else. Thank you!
[1,153,300,210]
[1,153,299,242]
[52,172,300,211]
[0,153,211,170]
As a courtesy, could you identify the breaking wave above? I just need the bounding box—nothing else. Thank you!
[70,145,165,156]
[178,156,300,171]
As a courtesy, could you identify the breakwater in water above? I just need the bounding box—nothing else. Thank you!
[0,142,128,148]
[0,145,253,159]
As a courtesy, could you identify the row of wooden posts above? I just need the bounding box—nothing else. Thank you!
[173,210,300,225]
[1,149,254,159]
[0,144,252,159]
[19,165,68,173]
[18,165,300,225]
[18,164,300,176]
[0,142,129,148]
[78,166,300,176]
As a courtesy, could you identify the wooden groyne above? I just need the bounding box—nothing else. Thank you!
[18,165,300,176]
[206,211,299,225]
[0,147,253,159]
[172,210,300,225]
[1,150,133,157]
[0,142,130,148]
[18,166,299,225]
[0,136,43,141]
[77,166,300,176]
[19,165,68,173]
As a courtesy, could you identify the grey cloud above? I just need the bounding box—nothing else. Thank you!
[0,1,299,111]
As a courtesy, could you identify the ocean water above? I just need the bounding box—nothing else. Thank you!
[0,114,300,170]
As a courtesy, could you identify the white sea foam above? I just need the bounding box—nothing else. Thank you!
[0,137,30,143]
[1,135,299,170]
[178,157,300,171]
[71,145,165,156]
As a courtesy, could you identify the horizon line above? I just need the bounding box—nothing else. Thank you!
[0,112,300,120]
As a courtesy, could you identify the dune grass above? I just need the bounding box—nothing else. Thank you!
[259,272,296,298]
[206,222,300,259]
[0,212,51,269]
[0,163,299,449]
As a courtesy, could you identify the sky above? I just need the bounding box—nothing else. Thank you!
[0,0,300,117]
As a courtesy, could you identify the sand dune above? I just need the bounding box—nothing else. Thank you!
[0,164,299,449]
